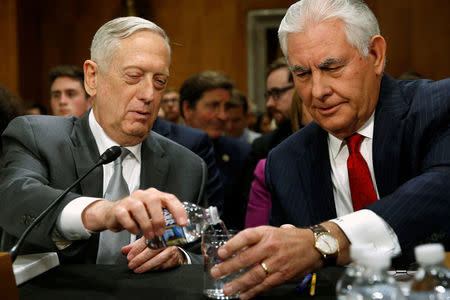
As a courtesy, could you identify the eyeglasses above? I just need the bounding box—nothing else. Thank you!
[162,98,179,106]
[264,85,294,101]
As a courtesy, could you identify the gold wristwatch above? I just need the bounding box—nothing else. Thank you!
[310,224,339,266]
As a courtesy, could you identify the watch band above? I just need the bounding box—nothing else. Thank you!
[310,224,338,266]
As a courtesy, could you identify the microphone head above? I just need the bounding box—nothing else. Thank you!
[97,146,122,165]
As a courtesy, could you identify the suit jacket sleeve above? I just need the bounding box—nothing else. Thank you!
[0,116,82,252]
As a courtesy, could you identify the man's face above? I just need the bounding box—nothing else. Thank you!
[287,19,383,139]
[161,91,180,122]
[225,106,247,138]
[265,67,294,126]
[183,88,230,140]
[50,77,90,118]
[87,31,170,146]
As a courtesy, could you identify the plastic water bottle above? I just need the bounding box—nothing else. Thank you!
[146,202,223,248]
[336,243,374,299]
[351,250,406,299]
[409,243,450,300]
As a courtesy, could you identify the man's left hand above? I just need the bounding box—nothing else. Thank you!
[210,223,350,299]
[121,237,186,273]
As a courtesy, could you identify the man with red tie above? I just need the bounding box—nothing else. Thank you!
[210,0,450,299]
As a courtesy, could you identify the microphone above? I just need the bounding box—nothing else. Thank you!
[8,146,122,262]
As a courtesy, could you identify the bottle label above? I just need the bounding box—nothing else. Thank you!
[160,209,187,247]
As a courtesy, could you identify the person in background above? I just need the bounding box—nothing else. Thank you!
[255,113,272,134]
[180,71,251,230]
[160,88,183,124]
[240,57,297,226]
[0,17,207,271]
[211,1,449,298]
[246,101,259,132]
[225,89,261,145]
[26,102,47,115]
[245,91,312,228]
[49,65,92,118]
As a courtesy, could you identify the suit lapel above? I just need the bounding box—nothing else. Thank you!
[70,113,103,197]
[140,132,169,190]
[296,125,336,223]
[373,74,408,198]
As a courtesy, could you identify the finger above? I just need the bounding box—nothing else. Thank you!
[129,247,163,272]
[220,263,267,296]
[127,197,153,238]
[133,246,180,273]
[121,243,133,255]
[126,237,148,261]
[112,205,140,234]
[238,272,285,300]
[217,227,264,259]
[280,224,296,229]
[159,191,187,226]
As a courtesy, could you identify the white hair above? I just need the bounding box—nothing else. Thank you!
[90,16,171,71]
[278,0,379,61]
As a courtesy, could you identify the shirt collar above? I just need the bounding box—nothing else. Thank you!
[328,112,375,159]
[88,110,141,163]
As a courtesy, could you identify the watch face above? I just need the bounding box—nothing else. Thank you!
[316,233,338,254]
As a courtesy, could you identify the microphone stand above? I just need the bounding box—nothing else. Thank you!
[9,146,122,262]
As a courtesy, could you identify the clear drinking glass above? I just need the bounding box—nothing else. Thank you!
[202,228,243,299]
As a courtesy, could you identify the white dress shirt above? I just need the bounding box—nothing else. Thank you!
[56,111,141,241]
[328,113,401,257]
[55,111,191,263]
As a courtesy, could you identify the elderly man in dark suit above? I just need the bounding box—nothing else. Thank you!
[210,0,450,299]
[0,17,207,271]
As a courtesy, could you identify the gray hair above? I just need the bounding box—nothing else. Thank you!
[90,16,171,71]
[279,0,379,61]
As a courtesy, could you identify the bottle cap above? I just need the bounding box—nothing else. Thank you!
[206,206,221,225]
[414,243,445,265]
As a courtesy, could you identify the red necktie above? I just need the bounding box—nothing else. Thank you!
[346,133,377,211]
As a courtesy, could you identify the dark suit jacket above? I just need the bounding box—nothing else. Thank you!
[266,74,450,265]
[152,118,224,212]
[213,136,251,230]
[0,113,207,263]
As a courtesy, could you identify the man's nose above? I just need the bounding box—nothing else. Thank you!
[311,73,332,101]
[137,76,154,102]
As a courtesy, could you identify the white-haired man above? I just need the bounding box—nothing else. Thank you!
[211,0,450,298]
[0,17,207,271]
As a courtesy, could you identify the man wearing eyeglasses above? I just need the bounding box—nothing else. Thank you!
[265,57,295,128]
[160,88,183,124]
[240,57,297,227]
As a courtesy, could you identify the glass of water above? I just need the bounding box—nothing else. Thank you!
[202,228,242,299]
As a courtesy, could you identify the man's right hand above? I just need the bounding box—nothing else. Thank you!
[81,187,187,240]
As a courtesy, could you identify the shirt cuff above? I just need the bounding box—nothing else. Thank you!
[330,209,402,258]
[177,247,192,264]
[56,196,101,240]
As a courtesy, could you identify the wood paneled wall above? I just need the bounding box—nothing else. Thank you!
[1,0,448,111]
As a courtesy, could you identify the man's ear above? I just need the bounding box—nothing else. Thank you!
[368,35,387,76]
[83,60,99,97]
[182,100,193,123]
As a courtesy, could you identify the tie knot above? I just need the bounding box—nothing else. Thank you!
[115,148,131,165]
[346,133,364,154]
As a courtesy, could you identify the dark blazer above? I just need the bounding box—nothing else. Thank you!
[213,136,251,230]
[152,117,224,212]
[266,74,450,265]
[0,113,207,263]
